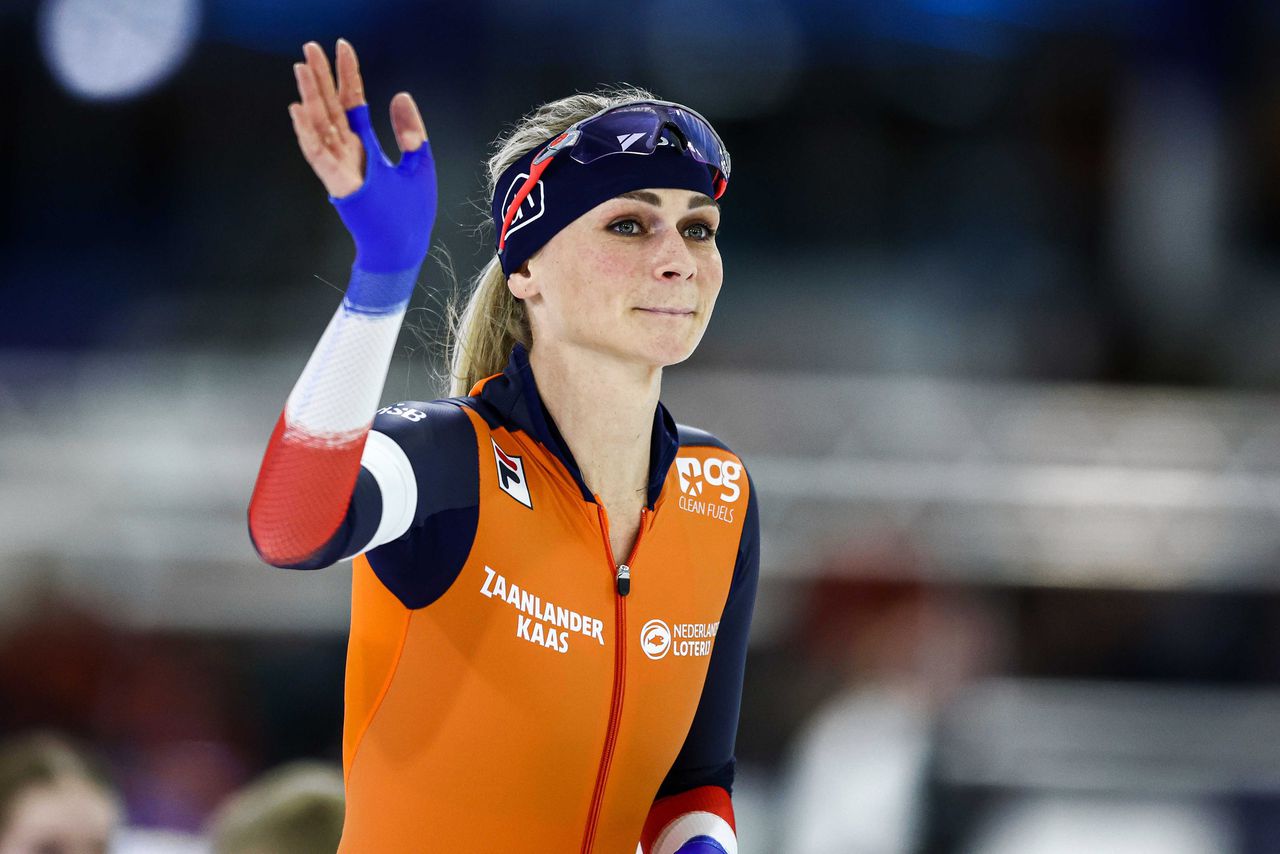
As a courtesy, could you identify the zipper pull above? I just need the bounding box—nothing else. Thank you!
[615,564,631,596]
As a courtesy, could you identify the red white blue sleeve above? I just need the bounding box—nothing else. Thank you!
[248,104,436,568]
[246,270,416,566]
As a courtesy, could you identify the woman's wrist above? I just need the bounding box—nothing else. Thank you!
[343,266,420,315]
[330,104,438,274]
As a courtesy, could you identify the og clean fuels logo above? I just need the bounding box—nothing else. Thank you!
[674,456,743,523]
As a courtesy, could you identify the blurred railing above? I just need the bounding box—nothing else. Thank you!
[3,349,1280,632]
[939,679,1280,796]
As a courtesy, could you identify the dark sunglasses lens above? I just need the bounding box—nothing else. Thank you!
[569,111,661,164]
[666,107,729,177]
[565,103,729,187]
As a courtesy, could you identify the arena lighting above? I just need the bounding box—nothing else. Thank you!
[38,0,200,101]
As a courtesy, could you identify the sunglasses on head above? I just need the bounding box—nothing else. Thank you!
[497,99,731,252]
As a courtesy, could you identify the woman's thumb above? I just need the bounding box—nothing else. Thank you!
[390,92,427,154]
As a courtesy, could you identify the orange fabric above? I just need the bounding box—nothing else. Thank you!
[342,551,412,778]
[337,408,749,853]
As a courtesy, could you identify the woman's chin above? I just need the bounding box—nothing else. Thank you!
[631,332,703,368]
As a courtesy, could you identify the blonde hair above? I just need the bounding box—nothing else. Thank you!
[207,761,345,854]
[446,85,660,396]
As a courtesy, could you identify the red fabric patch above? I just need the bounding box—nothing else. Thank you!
[248,412,367,564]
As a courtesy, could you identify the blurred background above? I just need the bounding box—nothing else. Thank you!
[4,0,1280,851]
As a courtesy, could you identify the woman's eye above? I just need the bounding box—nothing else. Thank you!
[608,218,717,240]
[684,222,717,241]
[609,219,642,235]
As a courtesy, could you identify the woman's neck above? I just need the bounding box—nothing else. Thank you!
[528,342,661,503]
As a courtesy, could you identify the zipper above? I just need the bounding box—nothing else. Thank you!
[580,502,650,854]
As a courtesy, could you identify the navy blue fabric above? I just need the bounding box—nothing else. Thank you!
[493,132,716,276]
[329,104,437,275]
[255,466,384,570]
[466,342,680,509]
[656,446,760,801]
[358,401,480,610]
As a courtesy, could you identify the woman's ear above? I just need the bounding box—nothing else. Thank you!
[507,259,538,300]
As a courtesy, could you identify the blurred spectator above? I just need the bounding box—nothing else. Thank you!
[0,732,121,854]
[206,761,343,854]
[780,573,1008,854]
[0,593,254,833]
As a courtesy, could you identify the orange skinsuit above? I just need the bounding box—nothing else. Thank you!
[275,345,758,853]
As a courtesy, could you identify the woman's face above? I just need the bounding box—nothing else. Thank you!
[0,779,119,854]
[512,187,724,368]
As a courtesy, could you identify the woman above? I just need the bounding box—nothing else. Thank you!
[249,39,758,854]
[0,732,120,854]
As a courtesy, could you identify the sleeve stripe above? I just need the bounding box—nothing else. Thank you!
[651,813,737,854]
[360,429,418,550]
[284,305,406,435]
[643,787,737,854]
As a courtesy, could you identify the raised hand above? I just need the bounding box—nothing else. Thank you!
[287,39,437,274]
[288,39,427,199]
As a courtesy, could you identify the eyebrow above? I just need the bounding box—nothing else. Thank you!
[617,190,720,210]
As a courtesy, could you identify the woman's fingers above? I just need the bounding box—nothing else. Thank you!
[289,102,362,197]
[335,39,366,111]
[390,92,427,153]
[302,41,346,131]
[288,102,337,176]
[293,61,335,147]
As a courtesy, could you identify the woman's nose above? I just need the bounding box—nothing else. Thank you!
[654,226,696,281]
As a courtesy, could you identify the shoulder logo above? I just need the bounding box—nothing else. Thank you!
[641,619,671,660]
[492,438,532,508]
[675,456,742,502]
[674,456,742,523]
[376,404,426,423]
[500,173,545,239]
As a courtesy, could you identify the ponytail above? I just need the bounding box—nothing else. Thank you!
[446,256,530,396]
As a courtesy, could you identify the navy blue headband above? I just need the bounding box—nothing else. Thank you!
[491,132,717,277]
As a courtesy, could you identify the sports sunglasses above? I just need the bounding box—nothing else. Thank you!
[497,99,731,252]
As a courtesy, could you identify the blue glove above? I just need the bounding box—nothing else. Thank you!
[674,838,729,854]
[330,104,437,276]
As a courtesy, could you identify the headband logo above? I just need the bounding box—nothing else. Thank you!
[500,173,545,240]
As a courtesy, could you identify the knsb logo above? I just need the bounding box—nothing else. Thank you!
[492,439,532,508]
[376,404,426,423]
[500,173,545,239]
[641,619,671,660]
